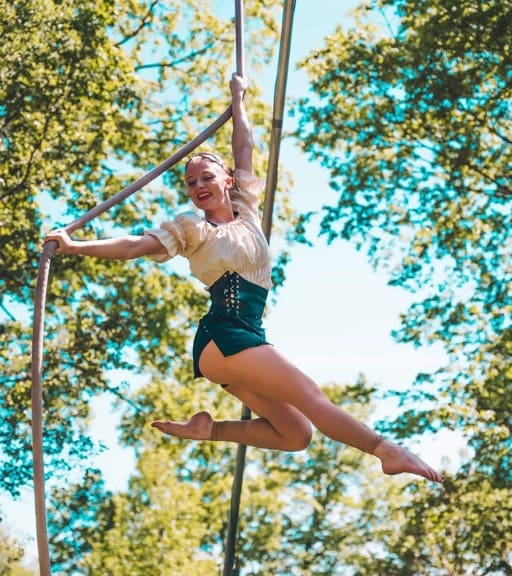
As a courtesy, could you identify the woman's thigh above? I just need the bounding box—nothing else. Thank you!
[199,341,325,414]
[225,383,312,437]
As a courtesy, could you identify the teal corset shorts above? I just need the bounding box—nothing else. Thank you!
[192,271,270,378]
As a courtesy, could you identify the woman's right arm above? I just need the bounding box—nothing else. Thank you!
[230,73,253,174]
[44,229,167,260]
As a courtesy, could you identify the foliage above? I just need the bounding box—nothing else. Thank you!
[0,527,36,576]
[294,0,511,573]
[350,474,512,576]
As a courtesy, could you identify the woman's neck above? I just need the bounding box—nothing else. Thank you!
[204,208,236,225]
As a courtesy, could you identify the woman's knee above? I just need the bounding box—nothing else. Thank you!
[285,418,313,451]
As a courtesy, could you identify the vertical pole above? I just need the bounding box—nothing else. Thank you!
[223,1,248,575]
[261,0,296,240]
[223,1,296,574]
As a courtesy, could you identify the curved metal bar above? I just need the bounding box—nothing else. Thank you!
[222,1,297,575]
[31,2,245,574]
[234,0,245,78]
[31,241,56,576]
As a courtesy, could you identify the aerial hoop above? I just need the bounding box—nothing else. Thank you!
[31,2,245,574]
[32,0,296,572]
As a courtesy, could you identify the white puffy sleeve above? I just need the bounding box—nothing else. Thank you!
[144,212,205,263]
[230,169,264,217]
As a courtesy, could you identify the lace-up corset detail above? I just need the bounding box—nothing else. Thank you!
[208,272,267,320]
[223,272,241,316]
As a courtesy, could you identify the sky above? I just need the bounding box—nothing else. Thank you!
[2,0,461,569]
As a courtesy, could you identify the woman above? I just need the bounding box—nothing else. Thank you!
[45,74,443,482]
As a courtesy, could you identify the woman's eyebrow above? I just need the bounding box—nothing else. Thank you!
[186,170,215,181]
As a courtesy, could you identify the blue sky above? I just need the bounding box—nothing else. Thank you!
[3,1,461,568]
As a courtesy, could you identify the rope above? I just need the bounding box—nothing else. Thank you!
[222,2,296,574]
[31,3,245,574]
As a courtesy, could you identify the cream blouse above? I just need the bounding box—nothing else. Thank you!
[145,169,272,290]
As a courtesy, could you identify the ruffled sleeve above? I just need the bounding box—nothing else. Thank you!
[144,211,205,263]
[230,168,264,217]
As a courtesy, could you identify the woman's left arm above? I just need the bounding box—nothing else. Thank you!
[44,229,167,260]
[230,73,253,174]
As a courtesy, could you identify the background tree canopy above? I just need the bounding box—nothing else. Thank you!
[294,0,511,573]
[1,0,511,574]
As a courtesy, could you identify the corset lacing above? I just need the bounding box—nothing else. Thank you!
[207,272,267,320]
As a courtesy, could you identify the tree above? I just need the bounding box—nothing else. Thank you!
[349,475,512,576]
[294,0,511,572]
[0,527,36,576]
[0,0,284,496]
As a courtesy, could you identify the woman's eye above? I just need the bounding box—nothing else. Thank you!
[187,180,196,187]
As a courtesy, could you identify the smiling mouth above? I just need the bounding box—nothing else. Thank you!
[197,192,211,201]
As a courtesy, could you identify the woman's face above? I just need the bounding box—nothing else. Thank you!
[185,157,233,214]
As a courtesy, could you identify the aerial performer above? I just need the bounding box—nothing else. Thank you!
[45,74,443,483]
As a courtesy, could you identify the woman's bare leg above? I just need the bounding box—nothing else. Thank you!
[211,385,312,450]
[151,387,312,451]
[197,342,443,482]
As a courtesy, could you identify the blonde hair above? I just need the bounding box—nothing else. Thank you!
[185,152,233,176]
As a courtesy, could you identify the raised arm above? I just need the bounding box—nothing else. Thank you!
[230,73,253,174]
[44,229,167,260]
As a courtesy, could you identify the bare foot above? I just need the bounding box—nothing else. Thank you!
[374,440,444,483]
[151,411,214,440]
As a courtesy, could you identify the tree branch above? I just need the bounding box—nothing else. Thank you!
[469,162,512,197]
[0,300,16,322]
[134,41,217,72]
[115,0,160,48]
